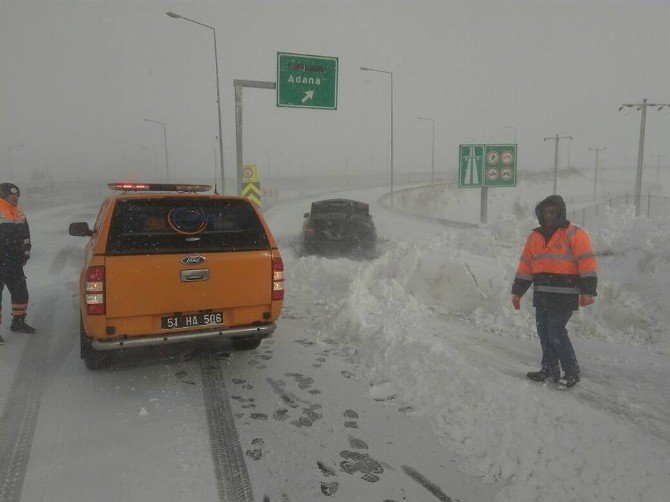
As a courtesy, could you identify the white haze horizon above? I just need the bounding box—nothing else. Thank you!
[2,0,669,187]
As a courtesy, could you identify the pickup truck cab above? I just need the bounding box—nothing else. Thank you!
[69,183,284,369]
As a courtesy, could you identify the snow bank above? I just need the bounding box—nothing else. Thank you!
[284,197,670,501]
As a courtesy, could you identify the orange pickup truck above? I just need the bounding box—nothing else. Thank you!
[69,183,284,369]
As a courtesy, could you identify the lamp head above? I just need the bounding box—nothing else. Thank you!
[166,12,181,18]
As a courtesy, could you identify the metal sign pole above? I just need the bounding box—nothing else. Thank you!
[233,80,276,196]
[480,187,488,224]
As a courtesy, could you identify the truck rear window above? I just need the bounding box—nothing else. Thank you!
[106,198,270,255]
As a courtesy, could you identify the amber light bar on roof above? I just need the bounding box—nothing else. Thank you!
[108,183,212,192]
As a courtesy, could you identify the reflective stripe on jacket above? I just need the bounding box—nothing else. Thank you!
[513,223,597,310]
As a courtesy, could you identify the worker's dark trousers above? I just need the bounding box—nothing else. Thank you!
[0,266,29,323]
[535,307,580,378]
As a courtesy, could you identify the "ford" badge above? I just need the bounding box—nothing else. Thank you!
[181,255,206,265]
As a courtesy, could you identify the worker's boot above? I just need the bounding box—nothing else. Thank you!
[526,367,559,382]
[10,316,37,334]
[556,374,580,388]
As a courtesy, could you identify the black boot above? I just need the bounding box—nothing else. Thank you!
[556,374,580,388]
[10,316,37,334]
[526,367,559,382]
[0,334,5,345]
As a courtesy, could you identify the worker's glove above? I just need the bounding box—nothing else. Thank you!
[579,295,595,307]
[511,294,521,311]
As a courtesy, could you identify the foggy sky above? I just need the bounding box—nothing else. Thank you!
[1,0,669,188]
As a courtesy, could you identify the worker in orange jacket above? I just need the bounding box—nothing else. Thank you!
[0,183,36,345]
[511,195,597,388]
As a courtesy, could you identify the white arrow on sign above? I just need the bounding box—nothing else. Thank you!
[301,90,314,103]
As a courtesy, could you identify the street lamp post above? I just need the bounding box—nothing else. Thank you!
[212,147,219,194]
[418,116,435,184]
[167,11,225,194]
[7,144,24,180]
[360,66,394,204]
[143,118,169,181]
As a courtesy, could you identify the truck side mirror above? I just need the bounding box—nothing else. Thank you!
[69,222,93,237]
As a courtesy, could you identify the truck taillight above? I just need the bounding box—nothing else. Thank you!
[304,225,315,237]
[85,266,105,315]
[272,256,284,301]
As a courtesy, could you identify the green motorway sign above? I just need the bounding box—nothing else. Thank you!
[277,52,338,109]
[459,144,517,187]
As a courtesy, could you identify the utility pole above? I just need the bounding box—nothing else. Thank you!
[543,133,572,195]
[588,146,606,202]
[619,98,670,216]
[649,153,666,185]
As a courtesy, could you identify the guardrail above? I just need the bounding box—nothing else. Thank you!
[381,182,669,230]
[378,182,478,229]
[568,193,670,227]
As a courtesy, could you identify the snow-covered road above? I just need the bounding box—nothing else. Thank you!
[1,176,669,502]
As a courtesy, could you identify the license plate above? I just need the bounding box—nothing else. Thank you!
[161,312,223,330]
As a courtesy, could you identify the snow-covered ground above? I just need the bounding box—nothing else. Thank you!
[266,171,670,501]
[1,171,669,502]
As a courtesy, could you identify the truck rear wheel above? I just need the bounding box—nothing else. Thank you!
[232,337,262,351]
[80,317,110,370]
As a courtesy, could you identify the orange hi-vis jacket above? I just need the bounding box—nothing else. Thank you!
[0,197,31,268]
[512,223,597,311]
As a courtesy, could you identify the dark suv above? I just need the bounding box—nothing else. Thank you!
[300,199,377,258]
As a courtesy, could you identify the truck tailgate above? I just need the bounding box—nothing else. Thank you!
[104,251,272,318]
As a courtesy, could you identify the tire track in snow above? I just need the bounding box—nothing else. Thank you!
[47,246,78,276]
[199,358,254,502]
[402,465,453,502]
[0,294,63,502]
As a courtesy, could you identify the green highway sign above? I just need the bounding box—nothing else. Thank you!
[277,52,338,109]
[459,144,517,187]
[459,144,484,187]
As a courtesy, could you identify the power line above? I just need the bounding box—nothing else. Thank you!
[588,146,606,202]
[543,133,572,195]
[569,110,620,134]
[619,98,670,216]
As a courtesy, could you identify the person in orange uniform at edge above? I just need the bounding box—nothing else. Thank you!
[0,183,36,345]
[511,195,597,388]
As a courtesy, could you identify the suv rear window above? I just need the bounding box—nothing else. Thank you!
[312,202,351,214]
[106,198,270,255]
[311,201,370,218]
